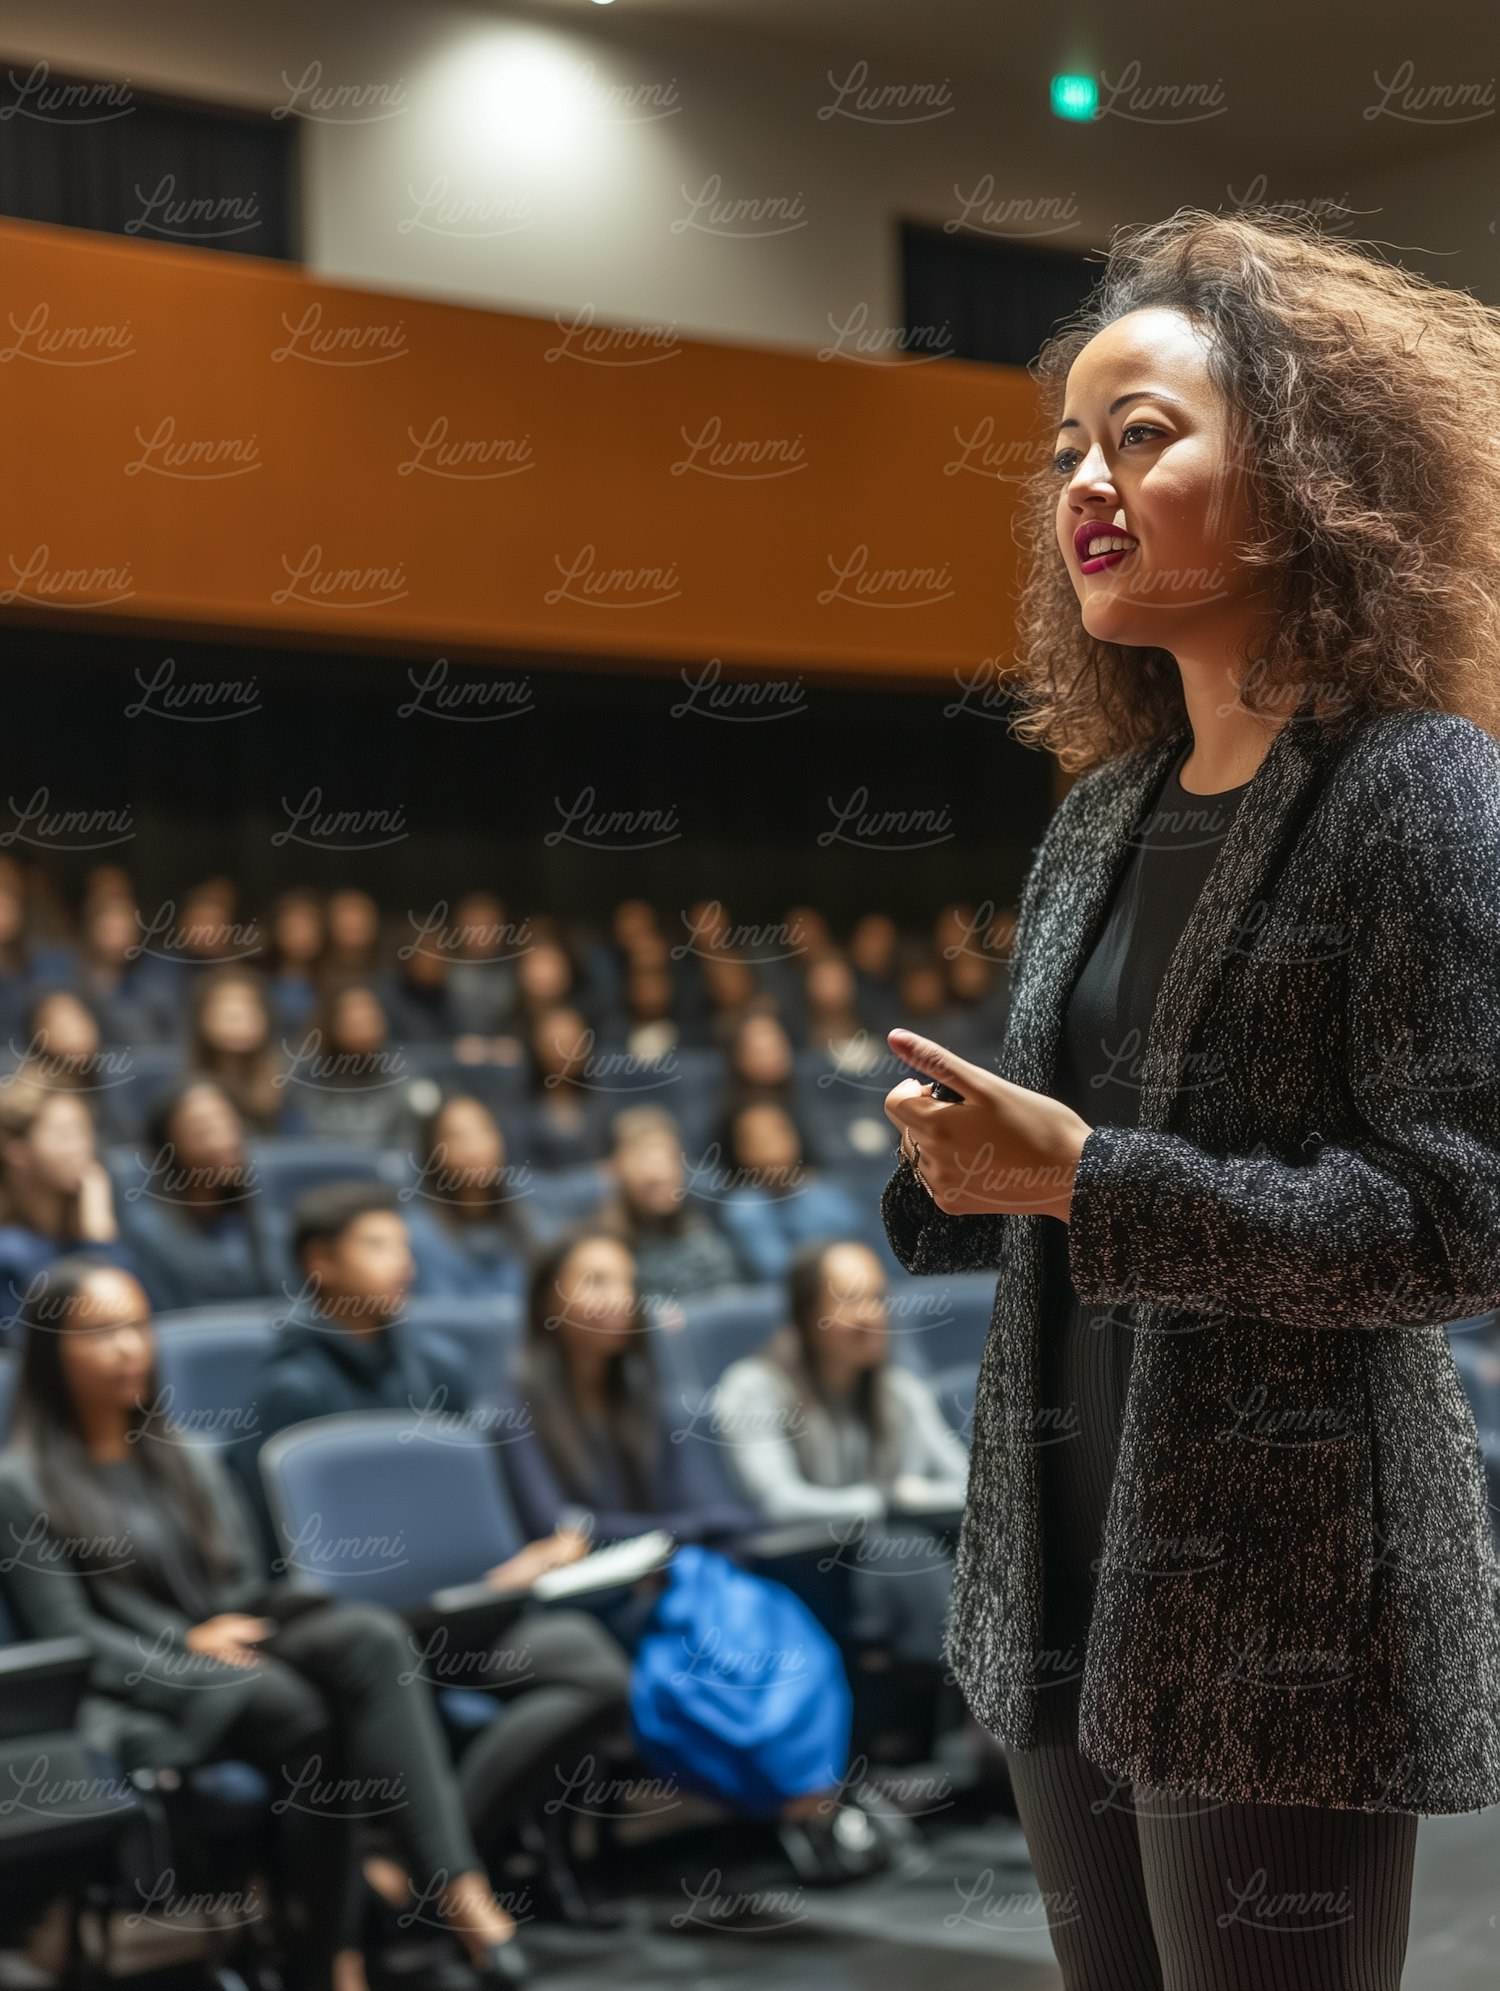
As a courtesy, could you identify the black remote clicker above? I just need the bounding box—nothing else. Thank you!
[927,1079,966,1103]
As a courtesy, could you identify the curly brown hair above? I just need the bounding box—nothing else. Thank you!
[1007,205,1500,772]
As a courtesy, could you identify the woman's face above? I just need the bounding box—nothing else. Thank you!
[58,1269,155,1421]
[431,1098,503,1184]
[849,913,896,979]
[550,1235,638,1362]
[88,899,138,965]
[18,1092,96,1194]
[613,899,656,950]
[735,1014,792,1087]
[899,963,946,1016]
[200,979,268,1055]
[732,1103,799,1178]
[331,989,386,1055]
[275,899,323,964]
[327,891,378,954]
[806,957,855,1012]
[34,994,98,1063]
[947,951,992,1001]
[1054,304,1262,655]
[534,1008,589,1078]
[168,1084,245,1177]
[519,943,571,1004]
[615,1133,683,1216]
[810,1243,888,1376]
[180,894,231,959]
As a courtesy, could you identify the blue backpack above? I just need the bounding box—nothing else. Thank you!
[628,1543,852,1815]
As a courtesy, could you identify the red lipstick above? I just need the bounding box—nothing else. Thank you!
[1073,520,1138,575]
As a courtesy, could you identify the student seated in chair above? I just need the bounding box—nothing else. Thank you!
[0,1257,530,1989]
[117,1077,275,1311]
[242,1179,634,1926]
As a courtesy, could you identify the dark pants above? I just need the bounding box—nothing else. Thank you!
[1001,1680,1418,1990]
[450,1608,632,1857]
[215,1600,481,1968]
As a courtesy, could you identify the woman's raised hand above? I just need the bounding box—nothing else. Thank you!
[883,1027,1092,1223]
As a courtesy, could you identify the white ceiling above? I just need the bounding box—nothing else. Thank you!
[550,0,1496,180]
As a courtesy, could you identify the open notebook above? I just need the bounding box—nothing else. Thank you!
[529,1528,677,1600]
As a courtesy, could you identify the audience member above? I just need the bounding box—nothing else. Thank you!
[403,1094,542,1300]
[504,1223,757,1550]
[599,1107,742,1301]
[0,1077,138,1326]
[75,894,180,1047]
[715,1100,875,1283]
[118,1077,273,1310]
[517,1006,615,1170]
[186,966,288,1135]
[713,1239,967,1663]
[382,935,460,1045]
[292,978,416,1147]
[240,1182,635,1903]
[264,887,325,1031]
[446,891,517,1036]
[0,1257,530,1987]
[322,888,382,980]
[504,1223,891,1886]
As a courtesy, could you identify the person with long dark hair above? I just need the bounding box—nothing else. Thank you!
[504,1222,758,1556]
[714,1099,881,1283]
[185,966,288,1136]
[881,207,1500,1989]
[0,1075,139,1329]
[291,976,416,1149]
[117,1076,273,1310]
[0,1258,531,1988]
[505,1223,891,1885]
[263,887,326,1032]
[597,1106,741,1301]
[402,1094,540,1301]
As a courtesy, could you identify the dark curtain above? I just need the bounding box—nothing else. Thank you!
[2,628,1050,934]
[0,64,297,260]
[902,221,1099,369]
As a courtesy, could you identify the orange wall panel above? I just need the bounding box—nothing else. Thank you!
[1,217,1042,683]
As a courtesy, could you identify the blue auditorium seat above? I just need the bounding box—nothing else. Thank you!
[649,1284,787,1394]
[883,1273,997,1376]
[403,1294,522,1405]
[152,1307,279,1456]
[258,1409,531,1612]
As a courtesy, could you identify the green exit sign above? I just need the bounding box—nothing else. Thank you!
[1051,74,1097,121]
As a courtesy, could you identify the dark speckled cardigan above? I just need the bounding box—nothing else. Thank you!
[881,701,1500,1814]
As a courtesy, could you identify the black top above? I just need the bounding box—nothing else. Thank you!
[1037,742,1252,1657]
[95,1455,223,1623]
